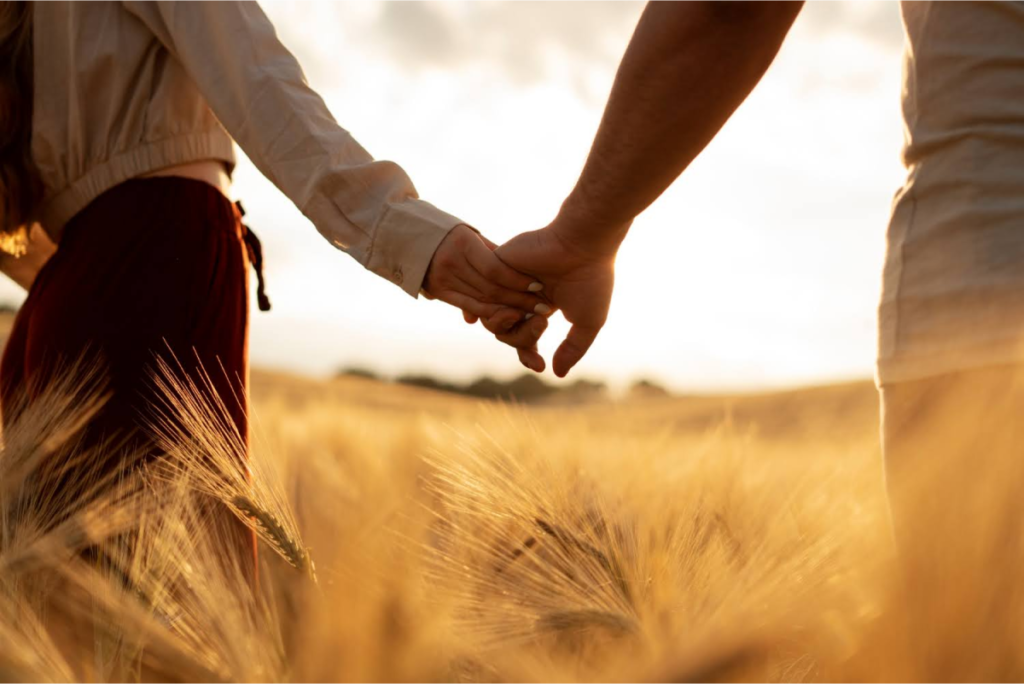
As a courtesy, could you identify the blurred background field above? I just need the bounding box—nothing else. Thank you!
[7,300,1022,681]
[0,306,906,681]
[243,370,890,681]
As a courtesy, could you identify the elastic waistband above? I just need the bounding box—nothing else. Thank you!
[39,131,237,241]
[66,176,239,234]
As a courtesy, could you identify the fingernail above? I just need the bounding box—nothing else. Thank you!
[524,313,535,320]
[534,303,552,315]
[528,282,544,293]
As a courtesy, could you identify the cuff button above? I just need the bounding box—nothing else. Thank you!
[393,269,404,284]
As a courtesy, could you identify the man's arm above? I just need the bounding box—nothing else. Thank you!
[495,1,804,376]
[557,1,804,251]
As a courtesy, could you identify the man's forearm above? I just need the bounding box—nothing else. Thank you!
[556,1,804,251]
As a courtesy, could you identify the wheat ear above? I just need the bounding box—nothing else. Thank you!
[231,495,316,582]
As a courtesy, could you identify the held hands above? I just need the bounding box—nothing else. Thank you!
[423,221,619,378]
[421,224,551,338]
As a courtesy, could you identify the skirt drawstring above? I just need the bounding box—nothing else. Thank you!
[233,201,271,312]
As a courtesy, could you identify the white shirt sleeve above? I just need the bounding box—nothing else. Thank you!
[122,0,461,296]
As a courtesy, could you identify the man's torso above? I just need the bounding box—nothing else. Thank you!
[880,1,1024,384]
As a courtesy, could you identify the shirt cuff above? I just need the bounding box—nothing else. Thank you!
[366,198,463,298]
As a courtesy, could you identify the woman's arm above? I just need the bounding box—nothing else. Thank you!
[121,0,544,321]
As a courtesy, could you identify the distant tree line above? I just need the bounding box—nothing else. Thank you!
[337,366,670,404]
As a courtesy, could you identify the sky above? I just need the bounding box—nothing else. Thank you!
[5,1,910,393]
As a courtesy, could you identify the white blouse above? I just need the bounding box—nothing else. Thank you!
[32,1,461,297]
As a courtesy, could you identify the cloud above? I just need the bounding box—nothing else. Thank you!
[797,1,904,53]
[374,3,461,68]
[374,2,644,83]
[268,1,903,101]
[267,1,644,90]
[368,0,905,76]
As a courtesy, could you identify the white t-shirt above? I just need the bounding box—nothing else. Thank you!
[878,1,1024,384]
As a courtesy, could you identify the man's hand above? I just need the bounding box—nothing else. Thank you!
[494,220,618,378]
[422,225,549,327]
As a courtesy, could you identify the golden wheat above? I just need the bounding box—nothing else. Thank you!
[0,363,1021,681]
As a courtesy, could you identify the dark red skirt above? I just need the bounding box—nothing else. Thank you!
[0,176,258,566]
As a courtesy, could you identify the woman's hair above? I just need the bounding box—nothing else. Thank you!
[0,1,39,255]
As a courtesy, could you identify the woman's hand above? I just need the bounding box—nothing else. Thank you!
[422,224,551,329]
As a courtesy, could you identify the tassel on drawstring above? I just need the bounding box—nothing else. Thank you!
[234,201,271,312]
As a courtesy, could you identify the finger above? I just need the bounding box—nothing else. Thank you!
[507,316,548,373]
[463,311,479,325]
[496,314,548,350]
[453,276,550,323]
[517,347,546,373]
[462,268,551,314]
[480,307,525,334]
[447,275,548,325]
[552,324,600,378]
[451,275,487,301]
[439,244,550,313]
[467,241,544,294]
[438,291,503,320]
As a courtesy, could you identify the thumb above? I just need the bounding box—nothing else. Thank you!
[552,324,600,378]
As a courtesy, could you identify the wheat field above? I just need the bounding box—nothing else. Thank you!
[0,355,1021,682]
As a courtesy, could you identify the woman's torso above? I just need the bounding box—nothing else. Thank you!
[31,1,237,240]
[879,1,1024,384]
